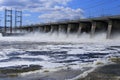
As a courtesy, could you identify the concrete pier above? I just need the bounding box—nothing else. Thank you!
[67,24,72,37]
[77,23,83,37]
[39,27,42,32]
[91,22,96,38]
[58,25,62,35]
[107,20,113,39]
[50,25,54,34]
[43,26,47,32]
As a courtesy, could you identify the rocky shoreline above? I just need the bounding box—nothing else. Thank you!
[78,58,120,80]
[0,65,42,78]
[0,62,120,80]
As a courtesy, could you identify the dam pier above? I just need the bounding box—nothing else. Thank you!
[19,15,120,38]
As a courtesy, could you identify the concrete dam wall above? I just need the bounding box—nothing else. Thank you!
[3,15,120,38]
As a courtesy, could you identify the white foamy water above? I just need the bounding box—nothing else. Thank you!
[0,39,119,68]
[0,32,120,80]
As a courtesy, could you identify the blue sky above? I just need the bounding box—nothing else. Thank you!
[0,0,120,26]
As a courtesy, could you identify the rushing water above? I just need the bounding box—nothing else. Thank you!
[0,33,120,80]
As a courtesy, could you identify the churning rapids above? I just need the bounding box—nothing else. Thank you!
[0,32,120,80]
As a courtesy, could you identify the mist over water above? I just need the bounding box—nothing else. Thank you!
[0,32,120,43]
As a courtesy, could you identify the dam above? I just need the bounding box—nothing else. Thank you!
[1,9,120,38]
[18,15,120,39]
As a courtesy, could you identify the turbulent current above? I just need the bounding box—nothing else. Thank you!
[0,32,120,80]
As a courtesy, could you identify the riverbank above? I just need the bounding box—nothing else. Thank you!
[0,67,92,80]
[78,58,120,80]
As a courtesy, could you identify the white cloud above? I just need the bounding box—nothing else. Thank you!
[39,6,83,22]
[23,14,31,17]
[0,0,71,10]
[0,0,83,23]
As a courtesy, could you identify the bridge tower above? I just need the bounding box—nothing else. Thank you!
[15,10,22,32]
[4,9,12,33]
